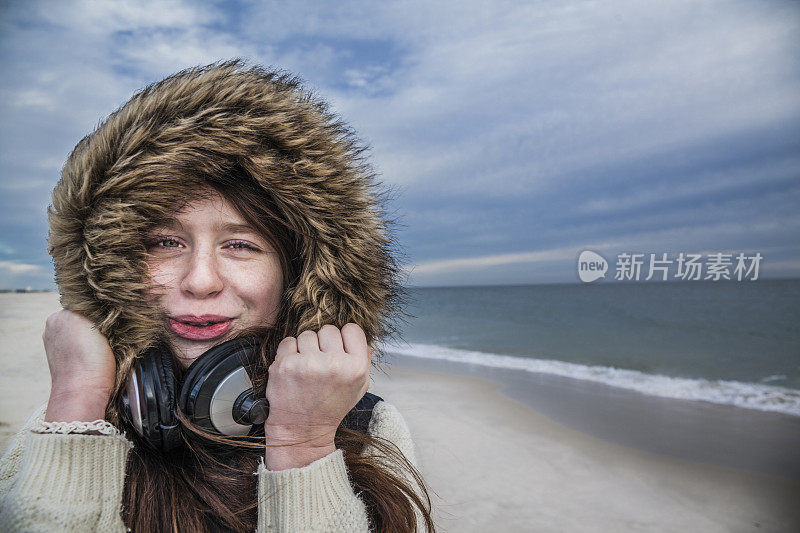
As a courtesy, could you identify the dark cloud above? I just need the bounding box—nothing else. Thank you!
[0,0,798,288]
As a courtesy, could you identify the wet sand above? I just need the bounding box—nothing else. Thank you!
[385,354,800,481]
[372,360,800,532]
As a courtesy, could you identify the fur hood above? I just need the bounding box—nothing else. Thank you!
[47,61,403,414]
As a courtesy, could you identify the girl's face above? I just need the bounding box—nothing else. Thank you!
[145,189,284,367]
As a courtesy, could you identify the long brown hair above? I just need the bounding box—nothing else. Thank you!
[121,172,434,532]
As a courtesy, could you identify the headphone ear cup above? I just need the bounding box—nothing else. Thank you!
[179,337,260,437]
[136,348,165,450]
[122,361,144,438]
[126,344,180,453]
[153,347,181,452]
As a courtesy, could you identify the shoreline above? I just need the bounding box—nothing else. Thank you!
[383,352,800,481]
[383,342,800,418]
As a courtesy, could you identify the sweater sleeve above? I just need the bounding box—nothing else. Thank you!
[0,404,47,498]
[0,401,422,532]
[256,400,420,532]
[0,406,132,532]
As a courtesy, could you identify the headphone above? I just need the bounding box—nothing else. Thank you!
[121,337,264,452]
[121,337,381,453]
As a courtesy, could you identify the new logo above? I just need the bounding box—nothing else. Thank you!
[577,250,608,282]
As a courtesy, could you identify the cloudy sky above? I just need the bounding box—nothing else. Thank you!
[0,0,798,288]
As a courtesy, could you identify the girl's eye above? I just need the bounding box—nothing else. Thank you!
[226,240,259,251]
[158,238,181,248]
[148,236,182,249]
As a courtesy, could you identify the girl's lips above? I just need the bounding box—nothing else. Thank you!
[168,316,232,341]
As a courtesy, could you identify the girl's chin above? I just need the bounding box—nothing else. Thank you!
[163,324,271,367]
[168,340,216,369]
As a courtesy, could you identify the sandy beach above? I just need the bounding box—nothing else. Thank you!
[373,361,800,532]
[1,292,799,531]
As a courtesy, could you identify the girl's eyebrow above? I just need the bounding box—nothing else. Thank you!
[152,217,182,230]
[150,221,256,233]
[219,222,257,233]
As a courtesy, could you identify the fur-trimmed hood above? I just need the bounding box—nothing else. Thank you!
[47,61,403,416]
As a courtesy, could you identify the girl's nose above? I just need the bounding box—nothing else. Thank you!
[180,250,224,298]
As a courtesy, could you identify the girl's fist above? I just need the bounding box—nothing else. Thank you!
[43,309,116,422]
[263,323,372,469]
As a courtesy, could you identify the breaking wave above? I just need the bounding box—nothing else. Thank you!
[381,342,800,417]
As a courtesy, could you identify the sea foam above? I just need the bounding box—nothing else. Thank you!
[381,342,800,417]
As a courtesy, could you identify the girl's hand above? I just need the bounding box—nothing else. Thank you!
[43,309,117,422]
[264,323,371,470]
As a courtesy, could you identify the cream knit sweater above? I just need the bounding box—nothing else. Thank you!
[0,401,417,532]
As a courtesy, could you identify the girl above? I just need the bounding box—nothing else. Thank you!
[0,61,433,532]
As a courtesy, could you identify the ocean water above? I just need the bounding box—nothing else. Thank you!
[384,280,800,416]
